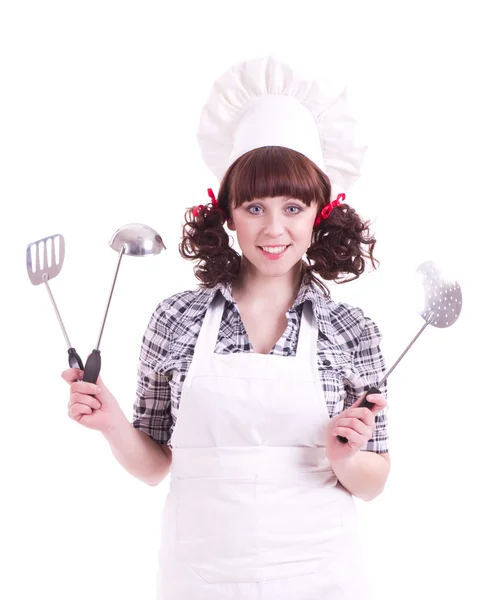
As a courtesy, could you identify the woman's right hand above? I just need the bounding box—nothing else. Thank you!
[62,368,127,434]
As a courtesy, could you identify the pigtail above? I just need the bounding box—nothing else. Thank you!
[305,203,378,285]
[179,202,241,287]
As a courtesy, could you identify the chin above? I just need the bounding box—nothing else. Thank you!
[254,259,302,278]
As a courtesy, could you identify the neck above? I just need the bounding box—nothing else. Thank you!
[232,258,305,310]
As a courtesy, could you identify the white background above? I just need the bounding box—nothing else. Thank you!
[1,1,502,598]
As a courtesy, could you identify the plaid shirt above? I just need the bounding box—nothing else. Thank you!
[133,280,389,453]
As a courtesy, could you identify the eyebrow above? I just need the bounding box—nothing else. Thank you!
[243,197,296,203]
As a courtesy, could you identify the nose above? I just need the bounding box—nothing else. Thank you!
[263,210,286,237]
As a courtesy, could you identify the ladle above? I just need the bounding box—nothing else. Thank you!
[82,224,166,383]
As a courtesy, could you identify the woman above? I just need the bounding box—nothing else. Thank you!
[63,57,390,599]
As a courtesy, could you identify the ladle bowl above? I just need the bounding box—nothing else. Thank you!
[109,223,166,256]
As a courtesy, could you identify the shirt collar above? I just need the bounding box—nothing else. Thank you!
[199,278,336,346]
[292,277,336,346]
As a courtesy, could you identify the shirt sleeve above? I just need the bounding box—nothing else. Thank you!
[132,302,173,445]
[344,315,389,453]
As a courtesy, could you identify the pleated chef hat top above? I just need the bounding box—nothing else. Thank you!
[196,56,367,201]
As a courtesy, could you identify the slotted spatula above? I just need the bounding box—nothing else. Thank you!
[26,234,84,370]
[336,260,463,443]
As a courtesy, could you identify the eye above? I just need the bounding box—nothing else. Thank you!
[286,205,303,214]
[247,205,263,215]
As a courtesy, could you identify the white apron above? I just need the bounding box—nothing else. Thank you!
[156,293,370,599]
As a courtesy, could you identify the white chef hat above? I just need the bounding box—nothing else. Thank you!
[196,55,367,201]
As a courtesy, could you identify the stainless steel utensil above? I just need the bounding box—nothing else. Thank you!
[337,260,463,443]
[82,224,166,383]
[26,234,84,370]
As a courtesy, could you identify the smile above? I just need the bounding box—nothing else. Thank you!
[258,245,290,259]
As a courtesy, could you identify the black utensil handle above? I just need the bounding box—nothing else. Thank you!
[68,348,84,371]
[336,386,380,444]
[83,349,101,384]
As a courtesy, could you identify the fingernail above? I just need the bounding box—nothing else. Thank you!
[96,387,102,394]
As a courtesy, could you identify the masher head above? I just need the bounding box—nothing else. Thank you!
[416,261,462,328]
[26,234,65,285]
[108,223,166,256]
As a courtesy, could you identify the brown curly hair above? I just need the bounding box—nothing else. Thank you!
[179,146,377,296]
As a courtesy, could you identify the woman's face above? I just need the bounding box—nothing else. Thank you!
[228,196,318,277]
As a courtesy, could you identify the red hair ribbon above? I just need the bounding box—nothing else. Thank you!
[207,188,218,207]
[314,193,346,227]
[192,188,221,218]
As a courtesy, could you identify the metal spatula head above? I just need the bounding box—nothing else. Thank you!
[26,234,65,285]
[26,233,84,369]
[416,260,462,328]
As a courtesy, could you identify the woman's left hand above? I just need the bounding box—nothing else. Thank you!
[325,392,387,463]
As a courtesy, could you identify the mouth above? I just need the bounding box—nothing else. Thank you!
[257,244,291,260]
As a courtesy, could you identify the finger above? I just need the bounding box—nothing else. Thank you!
[352,409,377,429]
[357,393,387,412]
[69,381,102,397]
[331,426,365,446]
[68,393,101,411]
[68,403,93,419]
[333,417,372,437]
[61,368,84,384]
[340,407,375,423]
[366,393,387,409]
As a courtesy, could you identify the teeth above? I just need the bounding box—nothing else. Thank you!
[261,246,288,254]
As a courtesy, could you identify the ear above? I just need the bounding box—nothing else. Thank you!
[226,218,236,231]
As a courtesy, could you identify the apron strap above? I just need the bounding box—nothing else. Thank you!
[296,300,318,366]
[191,291,226,363]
